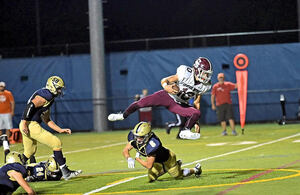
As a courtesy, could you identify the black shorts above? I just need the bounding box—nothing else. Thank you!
[216,103,234,122]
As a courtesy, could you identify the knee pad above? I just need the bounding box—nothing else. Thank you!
[148,163,164,182]
[168,161,183,179]
[50,136,62,150]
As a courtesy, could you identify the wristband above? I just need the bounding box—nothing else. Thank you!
[162,82,168,88]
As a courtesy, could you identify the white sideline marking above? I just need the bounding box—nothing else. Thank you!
[293,140,300,143]
[36,142,126,160]
[84,132,300,195]
[206,143,228,146]
[231,141,257,145]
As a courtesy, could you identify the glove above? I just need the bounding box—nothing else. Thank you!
[127,157,135,168]
[135,152,140,159]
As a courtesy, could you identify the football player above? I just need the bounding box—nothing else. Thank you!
[19,76,82,180]
[0,151,35,195]
[25,157,62,182]
[123,122,202,182]
[109,57,212,139]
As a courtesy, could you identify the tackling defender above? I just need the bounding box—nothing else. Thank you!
[109,57,213,139]
[19,76,81,180]
[123,122,202,182]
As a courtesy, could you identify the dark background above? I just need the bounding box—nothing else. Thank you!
[0,0,298,57]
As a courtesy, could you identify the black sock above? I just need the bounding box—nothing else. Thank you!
[53,150,65,166]
[21,154,29,164]
[4,149,10,163]
[29,155,36,163]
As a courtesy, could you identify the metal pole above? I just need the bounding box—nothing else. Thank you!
[88,0,107,132]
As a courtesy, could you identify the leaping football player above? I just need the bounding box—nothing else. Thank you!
[123,122,202,182]
[109,57,213,139]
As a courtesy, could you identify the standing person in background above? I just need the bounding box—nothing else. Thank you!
[134,89,152,123]
[0,81,15,157]
[211,73,238,136]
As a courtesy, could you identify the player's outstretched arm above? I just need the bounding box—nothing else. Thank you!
[8,170,36,195]
[123,142,135,168]
[135,155,155,169]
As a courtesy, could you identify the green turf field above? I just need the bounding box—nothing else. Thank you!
[1,123,300,194]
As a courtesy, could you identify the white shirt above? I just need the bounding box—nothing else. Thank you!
[169,65,211,104]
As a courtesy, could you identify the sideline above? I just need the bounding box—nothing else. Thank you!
[84,132,300,195]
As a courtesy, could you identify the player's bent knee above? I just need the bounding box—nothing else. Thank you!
[168,163,183,179]
[148,170,159,182]
[51,137,62,150]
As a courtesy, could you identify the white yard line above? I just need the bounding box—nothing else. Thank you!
[84,132,300,195]
[36,142,126,160]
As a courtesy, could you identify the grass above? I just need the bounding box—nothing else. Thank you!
[1,123,300,194]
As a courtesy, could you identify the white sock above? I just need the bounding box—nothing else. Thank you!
[183,168,190,176]
[3,140,9,150]
[59,164,66,169]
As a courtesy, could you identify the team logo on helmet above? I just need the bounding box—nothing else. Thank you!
[193,57,213,84]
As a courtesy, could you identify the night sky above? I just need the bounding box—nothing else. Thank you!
[0,0,298,55]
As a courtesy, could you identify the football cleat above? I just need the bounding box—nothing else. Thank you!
[194,163,202,178]
[108,113,124,121]
[232,130,238,136]
[61,166,82,181]
[222,130,228,136]
[179,129,200,140]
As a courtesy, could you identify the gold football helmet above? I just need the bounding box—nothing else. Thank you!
[46,157,60,172]
[46,76,65,96]
[6,151,22,164]
[132,122,152,144]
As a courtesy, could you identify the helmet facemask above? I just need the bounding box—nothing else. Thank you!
[46,157,60,176]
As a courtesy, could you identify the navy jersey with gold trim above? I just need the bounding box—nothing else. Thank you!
[0,163,27,192]
[26,161,62,182]
[22,88,55,123]
[128,131,169,163]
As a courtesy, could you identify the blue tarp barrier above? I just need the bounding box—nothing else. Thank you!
[1,42,300,130]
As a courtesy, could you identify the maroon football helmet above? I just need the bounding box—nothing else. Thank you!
[193,57,213,83]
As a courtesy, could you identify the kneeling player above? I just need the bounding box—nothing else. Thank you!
[122,121,202,182]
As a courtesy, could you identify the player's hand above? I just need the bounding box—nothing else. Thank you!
[61,128,72,134]
[20,121,29,135]
[164,84,179,94]
[127,157,135,168]
[135,152,140,159]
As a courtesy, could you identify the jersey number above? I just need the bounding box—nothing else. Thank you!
[176,91,195,101]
